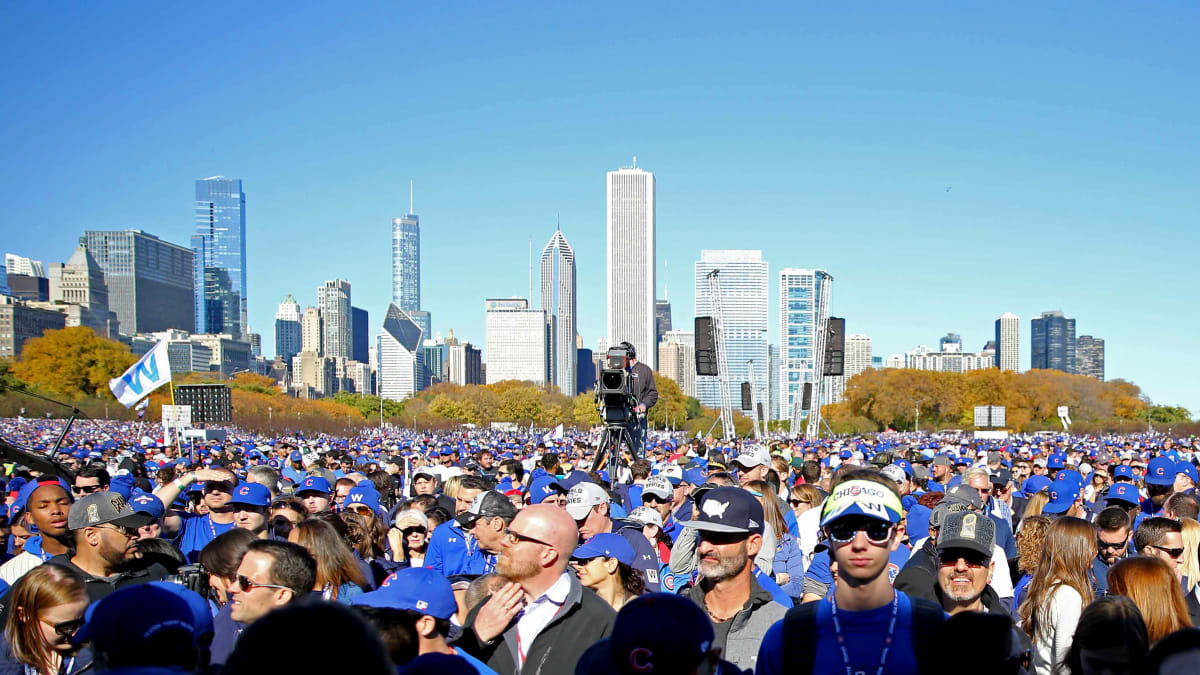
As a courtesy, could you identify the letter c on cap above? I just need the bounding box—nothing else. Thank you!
[629,647,654,671]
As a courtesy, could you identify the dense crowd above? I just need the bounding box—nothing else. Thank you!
[0,416,1199,674]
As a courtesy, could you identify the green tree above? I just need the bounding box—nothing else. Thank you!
[498,386,542,422]
[13,327,136,398]
[331,392,405,421]
[647,376,689,430]
[572,393,601,426]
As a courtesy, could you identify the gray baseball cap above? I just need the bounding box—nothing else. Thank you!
[67,491,154,531]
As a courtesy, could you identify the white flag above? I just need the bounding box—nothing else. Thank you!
[109,341,172,407]
[554,424,564,440]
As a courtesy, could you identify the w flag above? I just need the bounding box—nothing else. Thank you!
[135,398,149,419]
[109,341,172,407]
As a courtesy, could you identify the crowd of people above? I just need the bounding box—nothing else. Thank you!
[0,416,1199,674]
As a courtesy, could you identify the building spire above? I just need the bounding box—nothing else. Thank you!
[409,179,413,215]
[664,258,669,301]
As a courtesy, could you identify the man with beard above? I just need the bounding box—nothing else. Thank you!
[680,486,787,673]
[0,478,73,585]
[927,455,952,492]
[458,504,615,675]
[48,491,167,604]
[934,511,1002,615]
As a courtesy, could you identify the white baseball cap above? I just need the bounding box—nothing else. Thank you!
[565,482,609,521]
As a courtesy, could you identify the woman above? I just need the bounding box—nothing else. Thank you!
[1060,595,1149,675]
[569,533,643,611]
[626,506,670,564]
[1181,518,1200,594]
[388,510,430,567]
[199,528,260,609]
[0,564,89,675]
[289,519,367,603]
[1107,556,1192,644]
[1020,489,1051,524]
[1012,515,1052,606]
[788,484,821,520]
[745,480,804,599]
[1017,516,1096,675]
[340,511,400,588]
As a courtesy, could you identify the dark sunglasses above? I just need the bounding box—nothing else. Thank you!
[938,552,990,568]
[789,499,810,507]
[73,485,103,495]
[641,494,670,505]
[1152,545,1185,559]
[203,481,235,493]
[235,575,290,593]
[826,520,894,544]
[45,617,84,638]
[1097,540,1127,550]
[697,530,750,546]
[401,526,427,537]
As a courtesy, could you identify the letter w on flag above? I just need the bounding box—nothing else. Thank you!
[109,340,173,407]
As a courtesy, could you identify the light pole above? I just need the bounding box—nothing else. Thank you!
[913,397,926,433]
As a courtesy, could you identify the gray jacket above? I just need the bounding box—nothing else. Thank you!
[685,575,788,672]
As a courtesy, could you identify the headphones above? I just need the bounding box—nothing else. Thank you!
[620,341,637,360]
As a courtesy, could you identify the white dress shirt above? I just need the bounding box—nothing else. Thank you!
[515,572,571,664]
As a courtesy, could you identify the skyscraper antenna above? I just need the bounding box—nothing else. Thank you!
[528,237,533,302]
[556,213,560,231]
[409,180,413,215]
[632,155,637,169]
[664,258,669,302]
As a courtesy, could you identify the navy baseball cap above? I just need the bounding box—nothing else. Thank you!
[573,533,634,566]
[229,482,271,508]
[289,451,303,462]
[129,493,165,520]
[1105,482,1140,507]
[352,567,457,620]
[344,485,381,513]
[682,486,764,534]
[1145,457,1175,486]
[74,582,213,655]
[296,476,331,495]
[609,593,714,675]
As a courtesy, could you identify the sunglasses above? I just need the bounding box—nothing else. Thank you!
[401,526,427,537]
[697,530,750,546]
[1152,545,1185,559]
[641,494,670,505]
[938,552,990,569]
[789,499,810,507]
[826,520,894,544]
[42,617,84,638]
[348,505,374,515]
[235,575,291,593]
[1097,540,1127,550]
[73,485,103,495]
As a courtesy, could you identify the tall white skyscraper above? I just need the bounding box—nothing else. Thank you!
[540,228,577,396]
[391,187,420,313]
[318,279,352,361]
[485,298,548,385]
[845,334,873,380]
[274,294,302,363]
[779,268,830,421]
[377,303,424,402]
[995,312,1020,372]
[695,251,769,412]
[657,331,696,398]
[301,306,323,356]
[606,162,656,369]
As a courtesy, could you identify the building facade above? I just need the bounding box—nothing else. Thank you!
[275,295,302,364]
[845,333,873,381]
[448,342,484,385]
[351,306,369,363]
[606,164,656,369]
[0,297,67,360]
[695,251,769,413]
[655,299,672,349]
[1031,310,1076,373]
[193,177,248,340]
[317,279,352,361]
[83,230,194,335]
[189,333,253,377]
[391,213,420,313]
[778,268,830,421]
[301,307,323,356]
[540,228,577,396]
[377,304,424,402]
[1076,335,1105,380]
[994,312,1020,372]
[484,298,547,385]
[657,331,697,398]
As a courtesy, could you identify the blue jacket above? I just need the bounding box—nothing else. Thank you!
[772,531,806,599]
[424,521,485,576]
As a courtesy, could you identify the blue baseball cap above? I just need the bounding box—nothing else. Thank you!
[1112,465,1134,481]
[1047,454,1067,470]
[1177,461,1199,485]
[344,486,381,513]
[682,468,707,486]
[572,533,635,566]
[1043,484,1079,514]
[528,476,567,504]
[352,567,457,619]
[129,493,165,520]
[73,582,213,654]
[289,451,303,462]
[1022,475,1052,496]
[229,483,271,508]
[1105,482,1140,507]
[296,476,331,495]
[1145,457,1175,486]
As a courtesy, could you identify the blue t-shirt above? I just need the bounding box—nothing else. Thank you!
[756,591,921,675]
[176,514,237,562]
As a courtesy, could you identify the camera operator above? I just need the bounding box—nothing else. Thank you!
[621,342,657,458]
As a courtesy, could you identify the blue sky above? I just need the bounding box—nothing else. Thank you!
[2,3,1197,417]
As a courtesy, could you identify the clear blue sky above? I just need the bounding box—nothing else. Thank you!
[3,3,1197,418]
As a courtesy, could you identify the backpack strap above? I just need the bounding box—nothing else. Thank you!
[909,596,947,672]
[780,600,820,674]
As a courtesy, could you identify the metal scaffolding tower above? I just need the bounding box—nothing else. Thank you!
[805,271,834,440]
[748,359,763,440]
[706,270,736,441]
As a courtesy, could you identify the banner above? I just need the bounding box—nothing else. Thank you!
[109,340,173,407]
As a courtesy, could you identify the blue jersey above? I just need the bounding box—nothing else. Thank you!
[424,521,486,576]
[176,514,237,563]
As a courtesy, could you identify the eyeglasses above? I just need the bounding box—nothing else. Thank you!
[789,499,811,507]
[97,523,136,539]
[234,575,291,593]
[41,616,84,638]
[504,529,554,548]
[641,494,669,505]
[825,520,894,545]
[73,484,103,495]
[1152,545,1185,559]
[401,526,427,537]
[938,552,990,569]
[1097,540,1126,551]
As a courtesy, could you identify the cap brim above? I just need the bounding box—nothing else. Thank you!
[681,520,750,534]
[112,513,156,530]
[455,513,480,528]
[565,503,597,520]
[936,541,993,558]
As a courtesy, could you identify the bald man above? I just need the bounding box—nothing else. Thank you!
[458,504,616,675]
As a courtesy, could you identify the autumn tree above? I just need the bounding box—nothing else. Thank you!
[13,327,137,399]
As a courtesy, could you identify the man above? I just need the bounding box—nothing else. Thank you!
[456,491,518,574]
[566,481,661,592]
[333,476,357,510]
[756,470,945,675]
[1164,492,1200,521]
[679,486,787,672]
[153,466,240,561]
[963,468,1017,559]
[933,511,1003,615]
[927,455,952,492]
[1175,461,1198,495]
[1043,482,1086,519]
[74,465,111,497]
[0,478,74,584]
[130,493,166,539]
[412,469,438,497]
[282,450,306,485]
[294,475,333,514]
[47,491,165,604]
[458,504,616,675]
[231,483,272,539]
[213,540,317,665]
[1104,482,1142,523]
[1093,506,1132,596]
[354,567,498,674]
[76,582,214,674]
[245,465,281,500]
[621,342,657,459]
[733,446,772,485]
[425,475,489,576]
[638,475,675,535]
[1140,456,1175,523]
[1134,516,1184,579]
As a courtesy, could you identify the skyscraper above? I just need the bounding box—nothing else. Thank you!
[317,279,352,361]
[351,307,369,363]
[655,300,672,348]
[779,268,830,421]
[377,304,424,402]
[845,334,873,380]
[657,331,696,398]
[939,333,962,353]
[995,312,1020,372]
[84,230,194,335]
[1076,336,1105,380]
[540,228,577,396]
[695,250,769,412]
[301,307,323,356]
[275,295,302,363]
[484,298,547,385]
[449,341,484,385]
[391,201,420,314]
[606,162,656,369]
[1031,311,1076,373]
[193,177,248,339]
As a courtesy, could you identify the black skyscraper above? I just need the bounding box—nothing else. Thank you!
[1031,311,1076,373]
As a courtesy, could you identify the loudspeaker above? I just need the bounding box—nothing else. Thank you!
[823,317,845,376]
[695,317,718,377]
[801,383,813,411]
[757,402,765,422]
[741,382,752,410]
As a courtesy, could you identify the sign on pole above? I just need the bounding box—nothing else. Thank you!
[162,405,192,446]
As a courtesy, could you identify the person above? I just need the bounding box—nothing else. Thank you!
[390,509,430,567]
[676,485,786,671]
[732,447,772,485]
[230,483,272,539]
[72,466,110,497]
[153,466,240,562]
[353,567,497,675]
[228,539,317,627]
[1017,516,1097,674]
[756,469,946,675]
[934,510,1006,615]
[456,491,518,574]
[288,519,366,603]
[744,479,804,599]
[570,533,644,611]
[1058,595,1149,675]
[0,564,89,675]
[458,504,616,675]
[1092,506,1132,596]
[963,468,1018,559]
[788,484,820,520]
[1012,514,1052,606]
[618,342,656,459]
[1135,516,1185,582]
[223,601,393,675]
[0,479,73,586]
[1142,627,1200,673]
[425,476,488,576]
[129,493,166,540]
[199,528,258,665]
[1106,555,1191,644]
[930,612,1029,675]
[75,582,213,673]
[1182,518,1200,593]
[294,475,333,514]
[566,481,661,592]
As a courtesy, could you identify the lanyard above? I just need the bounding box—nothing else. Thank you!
[829,591,899,675]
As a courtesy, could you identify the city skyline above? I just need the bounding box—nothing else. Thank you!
[1,5,1196,414]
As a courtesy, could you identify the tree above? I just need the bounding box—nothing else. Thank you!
[647,376,689,430]
[572,393,601,427]
[13,327,137,399]
[497,386,542,422]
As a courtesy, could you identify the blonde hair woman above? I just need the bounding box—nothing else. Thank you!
[1181,518,1200,593]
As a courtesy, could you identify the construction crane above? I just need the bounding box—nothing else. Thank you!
[706,270,736,441]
